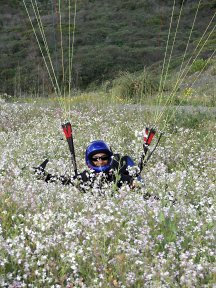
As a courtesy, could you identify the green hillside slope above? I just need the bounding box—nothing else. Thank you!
[0,0,215,96]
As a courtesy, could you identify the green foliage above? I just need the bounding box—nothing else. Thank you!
[120,0,147,10]
[0,0,215,97]
[165,109,216,130]
[112,70,159,102]
[190,59,211,74]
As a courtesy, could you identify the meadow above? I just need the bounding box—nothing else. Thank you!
[0,93,215,287]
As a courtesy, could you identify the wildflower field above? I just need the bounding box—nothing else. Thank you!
[0,96,215,287]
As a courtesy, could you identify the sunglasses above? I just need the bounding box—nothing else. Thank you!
[91,156,110,162]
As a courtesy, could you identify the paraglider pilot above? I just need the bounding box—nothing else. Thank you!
[34,140,142,190]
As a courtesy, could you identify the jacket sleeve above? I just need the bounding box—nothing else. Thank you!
[34,159,74,185]
[44,171,91,185]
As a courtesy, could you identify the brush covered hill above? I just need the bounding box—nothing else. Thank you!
[0,0,215,96]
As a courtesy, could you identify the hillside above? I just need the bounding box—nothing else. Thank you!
[0,0,215,96]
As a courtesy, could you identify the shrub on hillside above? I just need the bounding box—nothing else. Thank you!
[190,58,211,73]
[112,70,159,101]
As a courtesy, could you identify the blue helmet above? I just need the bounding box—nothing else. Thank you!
[85,140,113,172]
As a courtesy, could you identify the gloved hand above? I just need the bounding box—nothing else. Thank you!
[33,159,49,178]
[33,159,73,185]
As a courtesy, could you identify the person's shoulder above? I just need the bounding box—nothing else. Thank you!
[117,154,135,167]
[122,155,135,166]
[111,154,135,172]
